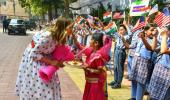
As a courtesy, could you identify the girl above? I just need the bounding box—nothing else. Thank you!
[121,29,144,100]
[129,24,157,100]
[73,32,112,100]
[148,25,170,100]
[15,18,72,100]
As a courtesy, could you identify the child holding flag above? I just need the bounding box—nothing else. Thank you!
[148,25,170,100]
[108,24,132,89]
[129,24,158,100]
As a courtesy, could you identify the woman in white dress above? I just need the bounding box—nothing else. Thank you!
[15,18,72,100]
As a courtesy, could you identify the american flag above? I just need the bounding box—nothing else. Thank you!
[162,15,170,28]
[131,16,146,33]
[154,12,164,28]
[112,11,125,19]
[154,11,170,28]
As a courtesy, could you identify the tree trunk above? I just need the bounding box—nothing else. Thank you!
[48,5,53,21]
[54,7,58,18]
[28,6,32,19]
[64,0,70,18]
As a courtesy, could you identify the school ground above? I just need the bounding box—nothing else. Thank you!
[0,28,149,100]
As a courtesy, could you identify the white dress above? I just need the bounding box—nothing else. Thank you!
[15,30,62,100]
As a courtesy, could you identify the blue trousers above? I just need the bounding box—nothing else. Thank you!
[131,81,145,100]
[127,55,133,75]
[164,87,170,100]
[113,48,126,84]
[131,81,137,98]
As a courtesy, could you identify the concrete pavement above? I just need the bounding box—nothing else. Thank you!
[0,32,82,100]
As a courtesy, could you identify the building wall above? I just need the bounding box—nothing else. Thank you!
[70,0,131,15]
[0,0,29,19]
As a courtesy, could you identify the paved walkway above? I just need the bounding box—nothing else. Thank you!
[0,33,82,100]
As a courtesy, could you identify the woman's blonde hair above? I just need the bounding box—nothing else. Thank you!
[50,17,71,44]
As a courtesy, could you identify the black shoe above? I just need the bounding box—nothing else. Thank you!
[108,81,116,86]
[144,91,149,95]
[127,98,136,100]
[111,84,121,89]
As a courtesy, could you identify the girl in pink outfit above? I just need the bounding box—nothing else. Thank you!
[73,32,112,100]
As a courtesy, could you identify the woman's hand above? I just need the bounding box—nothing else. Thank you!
[58,61,64,68]
[50,60,64,68]
[67,22,75,29]
[66,22,75,35]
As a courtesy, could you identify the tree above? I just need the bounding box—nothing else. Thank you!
[18,0,48,16]
[18,0,78,20]
[63,0,78,18]
[90,2,106,21]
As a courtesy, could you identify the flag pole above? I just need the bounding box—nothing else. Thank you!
[124,11,126,23]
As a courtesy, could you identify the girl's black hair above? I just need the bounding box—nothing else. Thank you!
[119,24,127,31]
[92,32,104,48]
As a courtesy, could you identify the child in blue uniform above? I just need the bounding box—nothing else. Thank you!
[129,24,158,100]
[148,25,170,100]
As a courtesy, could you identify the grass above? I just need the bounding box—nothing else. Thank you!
[64,67,131,100]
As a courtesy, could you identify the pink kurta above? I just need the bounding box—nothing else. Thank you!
[76,37,112,100]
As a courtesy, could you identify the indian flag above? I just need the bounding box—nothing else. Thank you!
[75,16,85,25]
[103,12,112,22]
[74,16,86,29]
[104,22,117,35]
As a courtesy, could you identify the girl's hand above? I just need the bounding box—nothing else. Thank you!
[120,35,126,43]
[123,20,128,26]
[160,28,168,36]
[152,29,158,37]
[94,17,99,20]
[81,62,88,69]
[139,31,145,38]
[86,68,94,73]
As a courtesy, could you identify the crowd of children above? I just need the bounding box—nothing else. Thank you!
[15,7,170,100]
